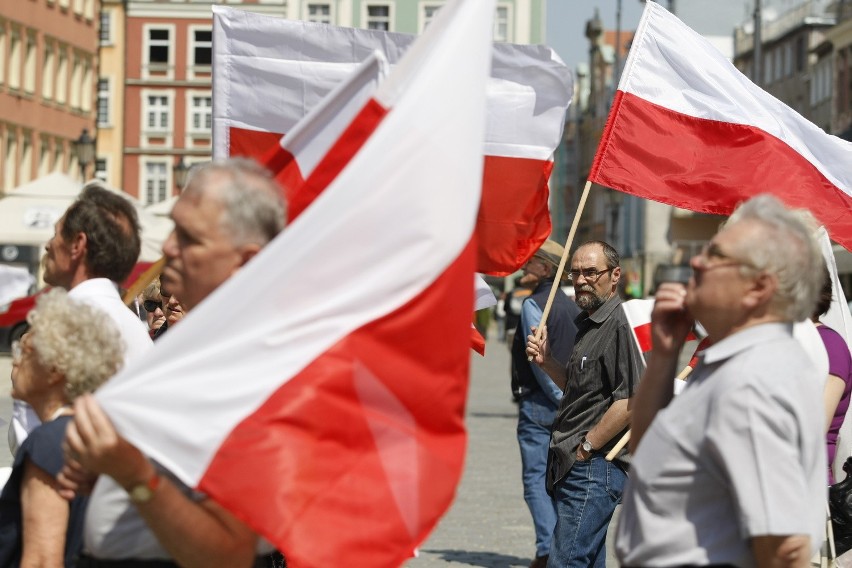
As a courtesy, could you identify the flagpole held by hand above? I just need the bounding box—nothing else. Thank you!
[528,179,593,361]
[605,365,694,461]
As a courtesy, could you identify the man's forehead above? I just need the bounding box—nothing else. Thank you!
[571,244,605,266]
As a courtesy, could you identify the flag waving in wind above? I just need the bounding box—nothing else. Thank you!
[96,0,495,565]
[590,1,852,250]
[212,7,572,274]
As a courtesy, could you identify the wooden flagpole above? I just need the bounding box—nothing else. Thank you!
[528,179,593,360]
[122,256,167,306]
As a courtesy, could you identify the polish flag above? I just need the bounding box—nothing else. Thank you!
[212,6,573,275]
[96,0,494,565]
[589,1,852,251]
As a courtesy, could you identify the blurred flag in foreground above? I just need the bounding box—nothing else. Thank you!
[97,0,494,565]
[590,1,852,250]
[212,6,572,275]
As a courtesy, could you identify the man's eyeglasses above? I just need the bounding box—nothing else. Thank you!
[567,267,613,282]
[695,243,755,272]
[143,299,163,312]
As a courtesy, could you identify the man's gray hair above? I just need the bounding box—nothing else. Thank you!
[27,289,125,400]
[184,158,286,247]
[726,194,824,322]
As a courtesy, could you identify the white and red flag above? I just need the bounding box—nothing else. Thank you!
[96,0,494,565]
[590,1,852,250]
[212,6,573,275]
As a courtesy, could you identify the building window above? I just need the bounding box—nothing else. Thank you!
[56,48,68,104]
[5,132,17,191]
[144,162,168,204]
[796,36,805,73]
[147,28,170,66]
[494,6,509,42]
[99,11,111,44]
[42,43,54,100]
[190,95,212,132]
[24,32,36,94]
[146,95,169,131]
[81,58,93,111]
[421,4,441,32]
[52,139,63,173]
[0,24,6,85]
[97,78,110,126]
[38,137,50,178]
[306,3,331,24]
[8,28,21,91]
[193,29,212,67]
[366,4,391,31]
[70,55,82,109]
[20,134,31,185]
[94,158,107,182]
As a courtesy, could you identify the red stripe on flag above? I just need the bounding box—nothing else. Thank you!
[471,325,486,356]
[229,126,553,274]
[632,323,653,353]
[590,91,852,250]
[198,242,475,567]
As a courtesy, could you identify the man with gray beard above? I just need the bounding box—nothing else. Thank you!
[526,240,643,567]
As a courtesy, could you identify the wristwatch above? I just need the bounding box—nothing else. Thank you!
[128,471,161,504]
[581,437,594,454]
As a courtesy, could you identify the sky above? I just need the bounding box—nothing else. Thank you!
[545,0,804,68]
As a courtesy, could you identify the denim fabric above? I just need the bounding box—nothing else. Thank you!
[547,456,626,568]
[517,390,559,558]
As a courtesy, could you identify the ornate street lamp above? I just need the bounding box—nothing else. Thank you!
[173,156,189,190]
[73,129,96,182]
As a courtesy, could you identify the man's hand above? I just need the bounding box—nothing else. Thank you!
[650,283,695,357]
[56,455,97,501]
[63,394,154,491]
[526,325,550,364]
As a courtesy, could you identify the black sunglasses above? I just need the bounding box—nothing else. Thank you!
[143,299,163,312]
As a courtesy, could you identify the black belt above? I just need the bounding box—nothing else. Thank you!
[77,552,286,568]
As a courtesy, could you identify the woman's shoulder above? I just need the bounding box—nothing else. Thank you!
[15,416,72,477]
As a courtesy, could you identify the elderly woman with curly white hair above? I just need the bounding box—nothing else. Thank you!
[0,289,124,568]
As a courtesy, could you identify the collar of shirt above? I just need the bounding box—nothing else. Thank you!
[699,321,794,366]
[577,292,621,326]
[68,277,121,300]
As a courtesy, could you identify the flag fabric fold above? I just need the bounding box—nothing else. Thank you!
[589,1,852,251]
[212,7,573,274]
[97,0,495,565]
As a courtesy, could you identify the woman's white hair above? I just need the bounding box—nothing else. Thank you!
[28,289,125,400]
[726,194,824,322]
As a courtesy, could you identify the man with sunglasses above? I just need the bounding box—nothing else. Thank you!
[616,195,826,567]
[526,240,643,567]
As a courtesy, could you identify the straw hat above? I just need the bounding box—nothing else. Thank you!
[532,239,565,270]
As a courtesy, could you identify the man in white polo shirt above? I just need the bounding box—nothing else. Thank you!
[9,183,152,452]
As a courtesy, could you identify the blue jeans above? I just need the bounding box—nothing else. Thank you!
[517,390,559,558]
[547,455,626,568]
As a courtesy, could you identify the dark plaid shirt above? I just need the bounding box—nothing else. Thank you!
[547,293,644,490]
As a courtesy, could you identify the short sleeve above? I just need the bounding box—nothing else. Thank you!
[15,418,69,479]
[705,382,812,537]
[821,327,852,384]
[610,323,643,401]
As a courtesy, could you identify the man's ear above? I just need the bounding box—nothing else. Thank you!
[69,232,87,261]
[742,271,777,311]
[236,243,262,268]
[611,266,622,286]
